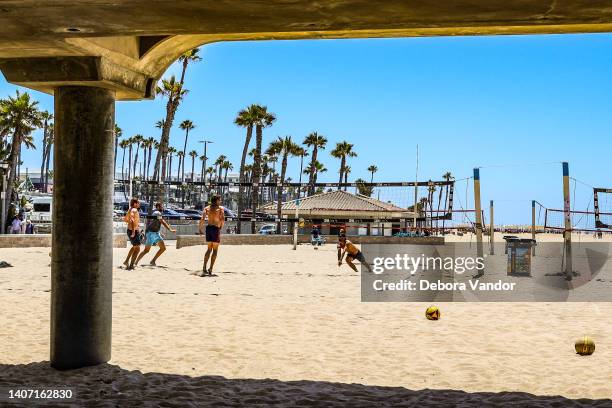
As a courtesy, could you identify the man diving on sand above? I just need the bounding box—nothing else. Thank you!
[338,235,372,273]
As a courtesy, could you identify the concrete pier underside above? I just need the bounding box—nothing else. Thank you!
[1,1,611,369]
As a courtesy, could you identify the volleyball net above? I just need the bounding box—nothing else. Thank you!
[115,178,463,234]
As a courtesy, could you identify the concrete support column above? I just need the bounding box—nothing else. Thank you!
[51,86,115,369]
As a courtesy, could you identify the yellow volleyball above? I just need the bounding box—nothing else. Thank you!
[575,336,595,356]
[425,306,440,320]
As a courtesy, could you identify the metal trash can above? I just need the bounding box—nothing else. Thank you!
[504,237,536,276]
[503,235,518,254]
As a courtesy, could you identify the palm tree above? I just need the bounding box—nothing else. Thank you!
[221,160,233,199]
[206,166,215,184]
[189,150,198,181]
[303,132,327,196]
[43,124,54,192]
[267,136,300,233]
[167,146,177,181]
[427,181,436,229]
[234,104,260,232]
[126,136,134,182]
[250,106,276,232]
[139,137,150,180]
[440,172,454,233]
[131,134,144,178]
[179,119,195,181]
[177,151,185,181]
[355,178,373,196]
[113,124,122,179]
[367,165,378,183]
[244,164,253,183]
[178,48,202,84]
[214,154,227,186]
[145,137,156,180]
[119,139,130,198]
[294,146,308,198]
[0,91,42,205]
[39,111,53,188]
[150,76,189,206]
[303,160,327,192]
[330,141,357,190]
[200,155,207,186]
[343,165,351,190]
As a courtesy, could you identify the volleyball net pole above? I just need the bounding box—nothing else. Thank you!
[473,168,484,277]
[562,162,572,280]
[489,200,494,255]
[531,200,536,256]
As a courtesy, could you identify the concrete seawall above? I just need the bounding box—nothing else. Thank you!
[0,234,127,248]
[176,234,444,249]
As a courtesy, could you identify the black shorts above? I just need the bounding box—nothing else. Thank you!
[348,251,366,263]
[206,225,221,243]
[127,229,142,246]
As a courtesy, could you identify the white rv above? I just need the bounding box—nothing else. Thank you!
[30,196,52,222]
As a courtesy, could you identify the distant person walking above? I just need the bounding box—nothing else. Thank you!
[10,214,22,234]
[135,202,176,266]
[122,198,142,270]
[196,194,225,276]
[25,219,34,234]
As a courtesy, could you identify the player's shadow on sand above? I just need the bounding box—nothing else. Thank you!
[1,362,610,407]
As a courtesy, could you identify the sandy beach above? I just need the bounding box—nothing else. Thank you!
[1,241,612,406]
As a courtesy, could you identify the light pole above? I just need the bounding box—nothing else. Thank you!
[0,161,8,234]
[198,140,213,205]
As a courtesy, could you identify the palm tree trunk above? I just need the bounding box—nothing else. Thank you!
[338,156,345,190]
[44,142,52,192]
[277,154,288,234]
[132,144,139,178]
[308,146,318,195]
[113,136,118,179]
[436,186,443,231]
[237,125,253,234]
[40,121,47,190]
[121,148,127,200]
[181,129,189,181]
[5,130,22,209]
[250,125,263,233]
[191,157,195,182]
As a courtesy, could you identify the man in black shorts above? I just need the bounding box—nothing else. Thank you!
[123,197,141,270]
[197,195,225,276]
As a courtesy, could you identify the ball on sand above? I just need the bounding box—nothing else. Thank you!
[575,336,595,356]
[425,306,440,320]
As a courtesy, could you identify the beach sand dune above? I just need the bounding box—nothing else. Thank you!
[1,243,611,406]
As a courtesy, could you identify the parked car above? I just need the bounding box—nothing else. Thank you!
[241,209,274,221]
[258,224,277,235]
[175,208,202,220]
[162,208,186,220]
[115,201,149,216]
[224,208,237,218]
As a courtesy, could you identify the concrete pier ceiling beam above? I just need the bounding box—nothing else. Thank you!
[2,1,612,100]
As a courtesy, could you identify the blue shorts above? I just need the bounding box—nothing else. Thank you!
[144,231,163,246]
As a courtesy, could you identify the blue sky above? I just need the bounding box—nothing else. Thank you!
[2,33,612,225]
